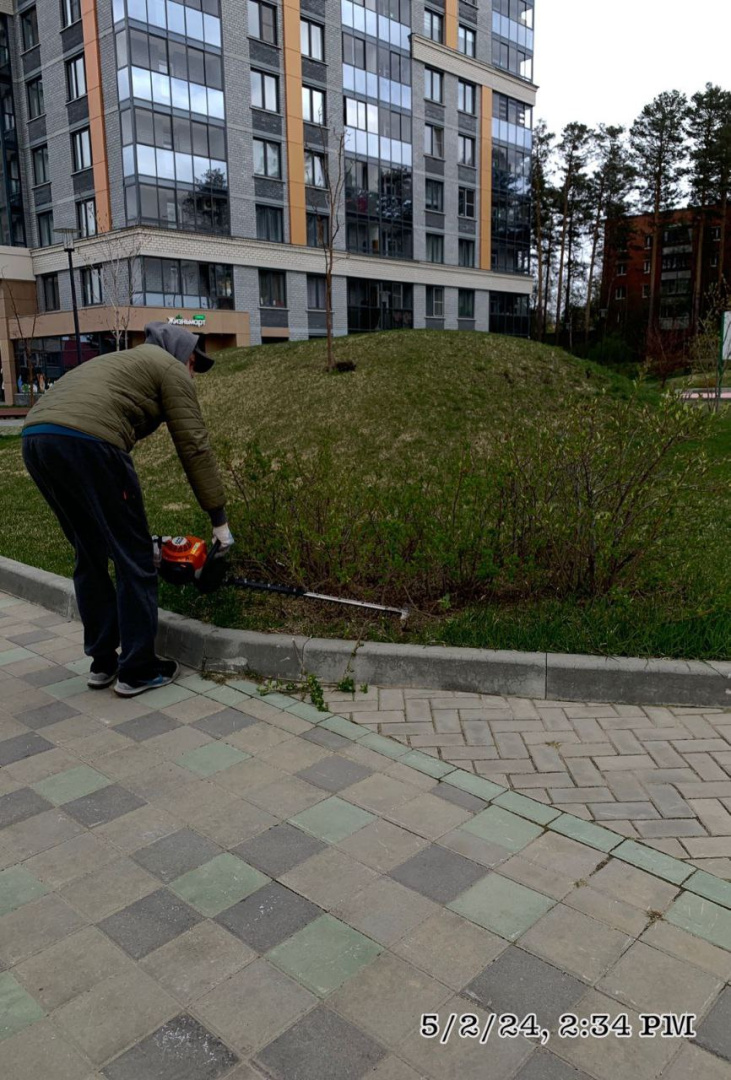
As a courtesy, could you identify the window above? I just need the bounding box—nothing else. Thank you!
[39,273,59,311]
[302,85,325,124]
[424,68,443,103]
[66,55,87,101]
[256,204,283,242]
[426,233,444,263]
[426,285,444,317]
[423,9,443,42]
[458,80,476,114]
[253,138,281,178]
[711,226,721,241]
[251,70,278,112]
[458,25,476,57]
[307,274,326,310]
[711,254,719,268]
[27,78,44,119]
[248,0,277,44]
[32,144,49,185]
[307,212,329,247]
[81,266,103,306]
[300,18,324,60]
[304,150,326,187]
[62,0,82,27]
[36,211,54,247]
[424,124,443,158]
[259,268,286,307]
[458,238,475,266]
[458,187,475,218]
[643,259,651,274]
[425,178,443,212]
[71,127,92,170]
[615,285,626,300]
[21,8,39,50]
[77,198,97,237]
[642,284,650,298]
[458,134,475,166]
[644,235,652,248]
[134,258,234,308]
[458,288,474,319]
[616,262,627,276]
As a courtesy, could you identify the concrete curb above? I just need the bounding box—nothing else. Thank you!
[1,555,730,707]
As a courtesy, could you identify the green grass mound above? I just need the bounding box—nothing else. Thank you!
[1,331,729,658]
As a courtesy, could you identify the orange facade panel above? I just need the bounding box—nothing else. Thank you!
[445,0,458,50]
[81,0,112,232]
[282,0,307,246]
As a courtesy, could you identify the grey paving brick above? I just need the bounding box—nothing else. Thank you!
[465,946,586,1026]
[192,708,258,738]
[301,727,351,750]
[17,700,81,730]
[98,888,202,959]
[216,882,321,951]
[114,712,181,742]
[297,756,373,793]
[635,819,708,838]
[645,784,695,818]
[388,845,486,904]
[433,784,487,812]
[102,1012,239,1080]
[592,802,660,820]
[695,985,731,1062]
[232,824,327,878]
[514,1051,593,1080]
[64,784,146,828]
[255,1005,386,1080]
[0,731,54,766]
[0,786,53,827]
[132,829,223,883]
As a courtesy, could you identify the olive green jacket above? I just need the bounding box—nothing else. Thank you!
[23,344,225,514]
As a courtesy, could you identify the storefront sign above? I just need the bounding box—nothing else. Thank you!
[168,314,207,327]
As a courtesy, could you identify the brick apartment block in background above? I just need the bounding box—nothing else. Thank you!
[0,0,536,402]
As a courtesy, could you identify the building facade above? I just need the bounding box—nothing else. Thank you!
[600,206,731,358]
[0,0,536,401]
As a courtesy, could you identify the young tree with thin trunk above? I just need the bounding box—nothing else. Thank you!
[317,129,347,372]
[80,225,144,351]
[630,90,689,353]
[553,123,591,345]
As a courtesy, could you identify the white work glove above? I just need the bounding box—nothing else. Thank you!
[212,523,235,555]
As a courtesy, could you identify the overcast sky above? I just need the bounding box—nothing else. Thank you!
[534,0,730,134]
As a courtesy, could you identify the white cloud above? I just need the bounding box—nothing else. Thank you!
[534,0,730,133]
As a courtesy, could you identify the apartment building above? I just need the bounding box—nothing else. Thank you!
[0,0,535,400]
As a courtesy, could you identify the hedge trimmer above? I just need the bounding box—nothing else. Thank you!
[152,535,409,624]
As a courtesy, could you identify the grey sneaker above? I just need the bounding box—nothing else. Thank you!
[115,659,180,698]
[87,656,119,690]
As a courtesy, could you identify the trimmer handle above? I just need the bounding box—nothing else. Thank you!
[195,539,229,595]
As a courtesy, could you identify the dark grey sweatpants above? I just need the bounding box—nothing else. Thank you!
[22,434,158,679]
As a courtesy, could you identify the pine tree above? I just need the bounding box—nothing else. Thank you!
[688,84,731,330]
[553,123,591,344]
[530,120,555,341]
[629,91,689,352]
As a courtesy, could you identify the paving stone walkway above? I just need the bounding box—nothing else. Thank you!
[327,686,731,878]
[3,590,731,1079]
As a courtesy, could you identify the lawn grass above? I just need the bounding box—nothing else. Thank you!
[0,330,728,660]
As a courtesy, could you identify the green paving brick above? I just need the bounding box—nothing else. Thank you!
[286,702,332,722]
[0,972,45,1041]
[549,814,622,853]
[0,866,49,917]
[0,648,34,667]
[319,716,365,740]
[261,692,300,709]
[170,853,269,916]
[685,870,731,910]
[449,872,555,940]
[494,790,561,826]
[461,806,543,852]
[613,840,692,886]
[666,891,731,951]
[358,733,409,760]
[43,675,89,699]
[177,674,218,694]
[0,598,21,610]
[290,796,375,844]
[175,741,250,777]
[400,750,454,779]
[32,765,110,806]
[64,658,92,674]
[267,914,381,996]
[203,685,251,707]
[139,684,195,708]
[228,679,260,696]
[443,771,505,801]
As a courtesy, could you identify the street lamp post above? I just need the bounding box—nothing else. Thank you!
[53,227,82,368]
